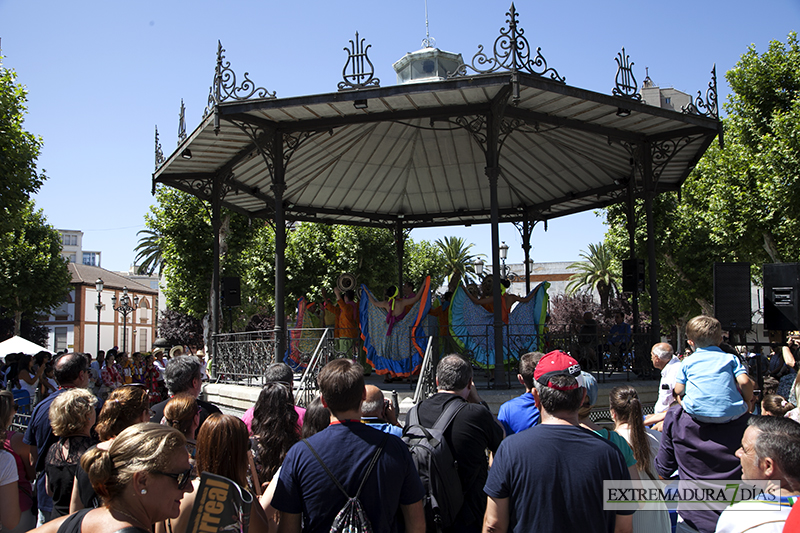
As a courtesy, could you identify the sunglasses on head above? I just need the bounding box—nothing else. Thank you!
[154,466,195,490]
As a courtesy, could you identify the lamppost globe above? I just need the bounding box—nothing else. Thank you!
[473,258,485,277]
[498,241,509,261]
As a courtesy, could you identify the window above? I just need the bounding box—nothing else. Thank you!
[69,254,76,263]
[55,327,67,352]
[83,253,97,266]
[139,329,148,352]
[664,97,671,105]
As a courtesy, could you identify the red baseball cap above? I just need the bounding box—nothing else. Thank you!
[533,350,582,390]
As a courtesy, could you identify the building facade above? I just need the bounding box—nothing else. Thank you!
[43,263,158,354]
[58,229,102,267]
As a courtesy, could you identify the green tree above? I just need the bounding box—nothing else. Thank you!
[404,239,448,292]
[435,236,484,284]
[0,59,46,234]
[0,201,71,335]
[566,243,619,310]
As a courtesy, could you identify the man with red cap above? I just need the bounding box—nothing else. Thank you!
[483,350,634,533]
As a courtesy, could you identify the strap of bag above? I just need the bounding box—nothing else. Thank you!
[431,398,467,433]
[303,432,389,500]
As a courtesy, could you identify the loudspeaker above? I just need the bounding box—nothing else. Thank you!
[764,263,800,331]
[221,276,241,307]
[713,263,751,330]
[622,259,645,293]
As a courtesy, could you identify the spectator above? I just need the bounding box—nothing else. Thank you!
[674,316,753,424]
[360,385,401,437]
[0,391,23,533]
[163,394,199,463]
[300,396,330,439]
[70,383,153,513]
[761,394,794,417]
[160,414,271,533]
[643,343,681,429]
[23,352,89,525]
[88,352,103,396]
[715,416,800,532]
[250,382,299,485]
[149,355,221,428]
[409,354,504,532]
[497,351,543,435]
[241,363,305,434]
[14,354,46,405]
[45,388,98,518]
[33,423,192,533]
[483,350,633,533]
[272,359,425,533]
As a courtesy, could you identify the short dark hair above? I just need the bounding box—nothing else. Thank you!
[748,415,800,483]
[534,375,584,414]
[54,352,87,386]
[518,352,543,389]
[264,363,294,385]
[436,354,472,391]
[164,355,202,395]
[318,359,364,414]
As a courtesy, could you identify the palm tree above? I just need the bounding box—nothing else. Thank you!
[435,236,485,284]
[133,228,163,276]
[566,242,619,309]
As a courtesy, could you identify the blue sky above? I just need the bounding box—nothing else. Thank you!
[1,0,797,272]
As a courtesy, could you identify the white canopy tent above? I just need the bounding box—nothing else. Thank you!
[0,336,51,359]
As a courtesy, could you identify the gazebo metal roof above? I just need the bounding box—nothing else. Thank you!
[154,70,720,229]
[151,4,721,383]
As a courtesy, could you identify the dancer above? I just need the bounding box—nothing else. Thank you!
[449,278,549,368]
[360,277,431,380]
[284,296,323,371]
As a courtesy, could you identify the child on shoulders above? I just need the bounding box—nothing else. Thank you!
[674,315,753,423]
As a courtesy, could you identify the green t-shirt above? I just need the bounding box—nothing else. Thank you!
[596,428,637,468]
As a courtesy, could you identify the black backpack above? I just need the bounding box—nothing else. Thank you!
[303,433,388,533]
[402,399,466,531]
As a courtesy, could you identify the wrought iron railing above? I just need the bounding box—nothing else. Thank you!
[294,329,335,408]
[412,337,437,404]
[212,330,280,386]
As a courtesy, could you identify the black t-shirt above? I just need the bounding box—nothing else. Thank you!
[150,397,221,428]
[45,435,98,518]
[485,424,632,533]
[411,393,504,530]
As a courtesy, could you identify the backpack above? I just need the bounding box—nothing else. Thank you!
[303,433,389,533]
[402,399,467,531]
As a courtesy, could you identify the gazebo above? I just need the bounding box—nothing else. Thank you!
[152,4,721,384]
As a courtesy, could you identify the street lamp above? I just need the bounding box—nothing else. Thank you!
[111,286,138,354]
[95,278,103,357]
[498,241,509,279]
[473,258,485,278]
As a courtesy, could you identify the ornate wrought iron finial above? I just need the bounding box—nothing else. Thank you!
[154,126,165,170]
[452,4,565,89]
[421,0,435,48]
[682,64,719,119]
[613,48,641,100]
[178,99,187,144]
[338,32,381,91]
[203,40,276,119]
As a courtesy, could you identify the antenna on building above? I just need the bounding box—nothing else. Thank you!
[642,66,654,88]
[422,0,435,49]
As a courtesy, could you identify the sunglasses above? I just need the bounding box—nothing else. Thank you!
[154,466,195,490]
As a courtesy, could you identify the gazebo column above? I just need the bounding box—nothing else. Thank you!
[642,141,661,341]
[273,134,287,360]
[486,105,505,387]
[395,220,404,293]
[210,176,222,338]
[625,171,640,335]
[521,215,533,294]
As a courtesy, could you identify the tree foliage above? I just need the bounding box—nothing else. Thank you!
[603,32,800,333]
[158,309,204,348]
[133,228,163,276]
[0,60,46,235]
[0,201,72,335]
[435,236,485,285]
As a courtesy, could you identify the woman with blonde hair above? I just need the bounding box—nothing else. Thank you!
[0,391,21,532]
[46,388,98,518]
[162,393,199,462]
[70,384,152,513]
[31,423,193,533]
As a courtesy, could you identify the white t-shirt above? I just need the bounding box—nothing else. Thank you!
[655,356,681,413]
[0,450,18,486]
[715,498,792,532]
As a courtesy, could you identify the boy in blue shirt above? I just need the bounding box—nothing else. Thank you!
[674,315,753,423]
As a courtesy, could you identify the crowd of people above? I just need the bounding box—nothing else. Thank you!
[1,313,800,532]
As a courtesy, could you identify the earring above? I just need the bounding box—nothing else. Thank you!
[140,489,147,495]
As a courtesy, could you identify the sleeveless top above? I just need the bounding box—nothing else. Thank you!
[57,508,152,533]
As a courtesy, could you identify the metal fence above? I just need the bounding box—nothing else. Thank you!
[212,330,279,386]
